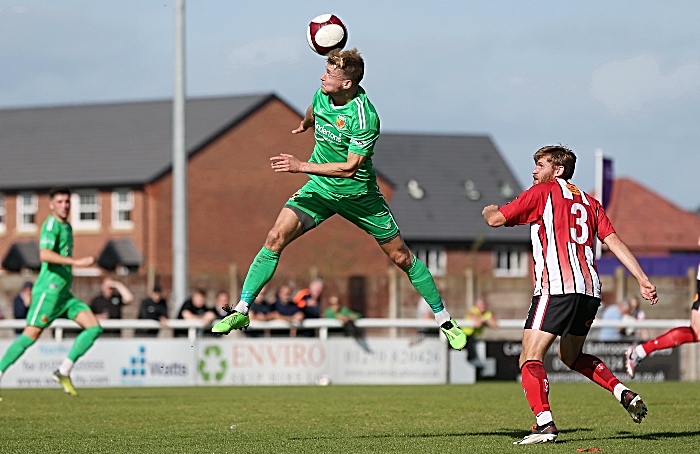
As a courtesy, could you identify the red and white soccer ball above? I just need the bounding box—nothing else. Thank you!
[306,14,348,55]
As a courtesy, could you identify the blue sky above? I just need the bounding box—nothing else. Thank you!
[1,1,699,211]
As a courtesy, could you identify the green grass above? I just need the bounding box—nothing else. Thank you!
[1,382,699,453]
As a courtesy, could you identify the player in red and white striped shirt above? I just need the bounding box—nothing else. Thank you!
[483,145,658,444]
[625,237,700,378]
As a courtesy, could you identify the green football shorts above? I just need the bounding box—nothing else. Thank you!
[285,180,400,244]
[27,286,91,328]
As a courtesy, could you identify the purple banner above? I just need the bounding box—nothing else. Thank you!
[602,157,614,209]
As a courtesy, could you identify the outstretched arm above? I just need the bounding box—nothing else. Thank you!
[270,151,366,178]
[40,249,94,267]
[603,233,658,304]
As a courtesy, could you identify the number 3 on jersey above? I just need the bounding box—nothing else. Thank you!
[570,202,589,244]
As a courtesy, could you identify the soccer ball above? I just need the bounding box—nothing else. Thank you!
[306,14,348,55]
[315,374,332,386]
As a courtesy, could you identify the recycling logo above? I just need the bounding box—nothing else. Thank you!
[199,345,227,382]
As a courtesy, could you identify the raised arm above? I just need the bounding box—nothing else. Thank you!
[603,233,658,304]
[291,105,315,134]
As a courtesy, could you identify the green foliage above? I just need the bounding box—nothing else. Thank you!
[1,382,698,453]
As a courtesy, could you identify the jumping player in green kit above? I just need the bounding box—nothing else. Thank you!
[0,187,103,399]
[212,49,467,350]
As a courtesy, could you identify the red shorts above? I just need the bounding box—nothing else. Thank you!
[525,294,601,337]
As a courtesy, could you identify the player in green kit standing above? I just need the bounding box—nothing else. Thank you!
[213,48,467,350]
[0,187,103,399]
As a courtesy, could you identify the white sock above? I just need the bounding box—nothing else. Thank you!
[234,301,249,315]
[59,358,74,376]
[634,344,647,360]
[613,383,629,402]
[434,309,451,326]
[536,411,553,426]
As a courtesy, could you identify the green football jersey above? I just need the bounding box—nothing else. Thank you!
[309,87,380,195]
[34,215,74,292]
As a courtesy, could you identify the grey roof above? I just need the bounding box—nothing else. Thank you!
[0,94,274,190]
[372,134,530,244]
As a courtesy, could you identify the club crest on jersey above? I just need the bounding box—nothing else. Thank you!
[335,115,347,130]
[566,183,581,195]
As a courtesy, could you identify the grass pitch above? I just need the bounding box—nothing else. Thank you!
[1,382,699,453]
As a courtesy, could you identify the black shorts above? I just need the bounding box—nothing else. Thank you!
[525,294,601,337]
[692,292,699,311]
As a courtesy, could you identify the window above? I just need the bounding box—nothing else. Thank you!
[414,247,447,277]
[17,192,38,232]
[493,248,528,277]
[71,190,101,230]
[0,193,5,233]
[112,189,134,229]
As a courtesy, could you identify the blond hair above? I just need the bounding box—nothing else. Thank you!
[327,48,364,84]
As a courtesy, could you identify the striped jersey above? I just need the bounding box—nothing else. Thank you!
[499,178,615,298]
[34,215,74,292]
[309,86,380,195]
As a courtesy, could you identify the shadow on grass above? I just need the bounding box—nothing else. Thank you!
[612,430,700,441]
[289,427,593,442]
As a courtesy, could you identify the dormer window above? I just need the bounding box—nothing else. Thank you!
[407,179,425,200]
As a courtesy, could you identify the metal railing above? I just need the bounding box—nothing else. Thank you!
[0,318,690,343]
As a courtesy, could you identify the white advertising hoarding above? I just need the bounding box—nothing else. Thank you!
[0,337,446,388]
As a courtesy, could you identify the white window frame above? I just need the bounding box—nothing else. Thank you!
[493,248,529,277]
[111,188,134,229]
[71,189,101,230]
[414,246,447,277]
[16,192,38,232]
[0,193,6,234]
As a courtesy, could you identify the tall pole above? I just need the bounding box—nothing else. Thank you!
[172,0,188,313]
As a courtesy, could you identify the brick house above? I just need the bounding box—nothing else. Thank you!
[0,95,531,318]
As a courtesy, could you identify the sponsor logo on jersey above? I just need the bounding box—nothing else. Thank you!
[566,183,580,195]
[335,115,347,130]
[315,122,342,143]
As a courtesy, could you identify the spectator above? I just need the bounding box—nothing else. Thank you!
[462,297,498,365]
[293,278,324,319]
[597,301,625,341]
[324,295,361,322]
[136,285,169,337]
[13,281,33,334]
[214,290,231,319]
[270,284,304,337]
[249,285,274,321]
[176,288,217,337]
[324,295,362,333]
[622,296,647,341]
[324,295,369,351]
[90,277,134,337]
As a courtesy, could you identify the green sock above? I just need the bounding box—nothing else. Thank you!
[240,247,280,303]
[406,256,444,313]
[0,334,35,373]
[67,326,103,362]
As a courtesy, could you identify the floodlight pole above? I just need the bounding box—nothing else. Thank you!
[172,0,188,313]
